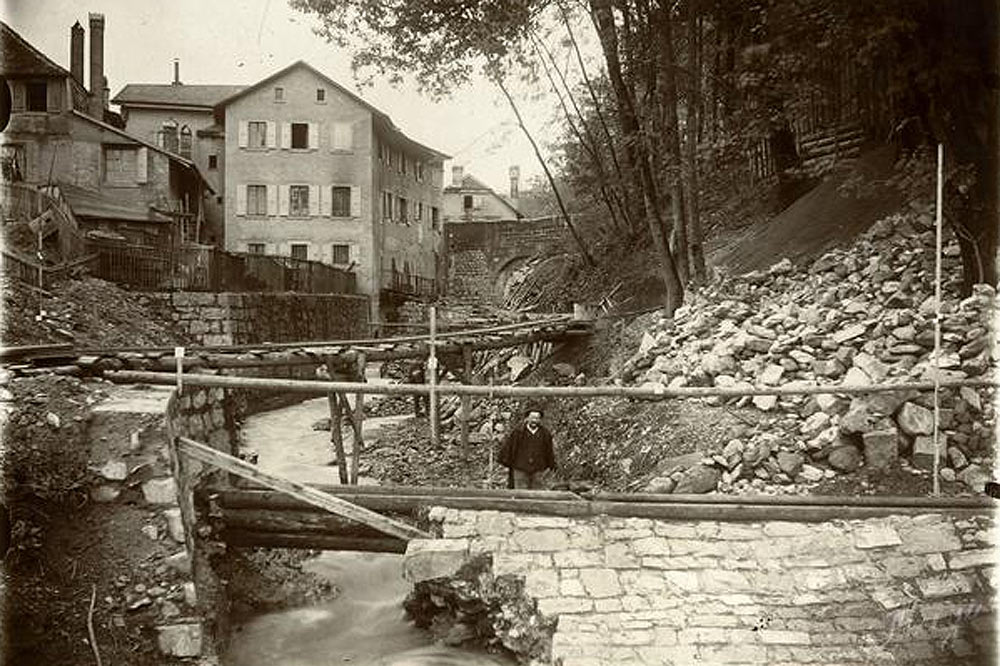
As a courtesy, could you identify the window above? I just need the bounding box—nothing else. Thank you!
[316,89,326,102]
[208,154,218,170]
[331,244,350,265]
[331,186,351,217]
[291,123,309,149]
[382,191,393,220]
[159,120,179,152]
[104,146,137,185]
[417,202,424,221]
[26,82,47,112]
[463,194,474,211]
[289,185,310,216]
[247,243,266,255]
[179,125,192,158]
[398,196,408,222]
[274,87,284,102]
[431,207,440,231]
[247,185,267,215]
[248,121,267,148]
[398,153,406,174]
[290,244,308,260]
[415,161,424,182]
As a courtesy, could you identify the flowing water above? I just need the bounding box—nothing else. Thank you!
[226,394,515,665]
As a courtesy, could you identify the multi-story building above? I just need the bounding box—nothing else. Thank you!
[0,17,211,248]
[112,64,244,245]
[215,60,448,316]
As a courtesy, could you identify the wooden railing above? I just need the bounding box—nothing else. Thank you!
[85,241,357,294]
[0,182,86,260]
[381,269,437,298]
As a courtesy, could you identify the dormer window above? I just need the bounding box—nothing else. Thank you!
[274,87,284,102]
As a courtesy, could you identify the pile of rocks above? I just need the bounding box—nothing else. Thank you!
[622,207,996,493]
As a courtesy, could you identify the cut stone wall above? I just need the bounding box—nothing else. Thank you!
[407,508,996,665]
[142,291,370,346]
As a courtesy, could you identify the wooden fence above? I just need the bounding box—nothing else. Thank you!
[85,241,356,294]
[381,269,437,299]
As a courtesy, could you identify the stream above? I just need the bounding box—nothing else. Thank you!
[225,395,515,666]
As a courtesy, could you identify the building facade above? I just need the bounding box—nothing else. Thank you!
[112,66,244,245]
[0,17,210,248]
[216,61,447,314]
[442,165,522,223]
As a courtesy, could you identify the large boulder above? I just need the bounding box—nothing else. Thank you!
[828,444,863,472]
[674,464,721,494]
[897,402,934,436]
[862,428,899,470]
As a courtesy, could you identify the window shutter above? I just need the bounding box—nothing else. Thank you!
[135,147,148,183]
[349,244,359,265]
[308,123,318,150]
[266,121,277,148]
[418,223,424,243]
[309,185,320,216]
[281,123,291,150]
[278,185,289,216]
[323,185,334,216]
[332,122,352,150]
[267,185,278,216]
[11,82,25,111]
[238,121,248,148]
[237,184,247,215]
[474,195,484,209]
[350,186,361,217]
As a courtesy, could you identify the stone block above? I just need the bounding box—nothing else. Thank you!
[514,529,570,552]
[633,537,671,556]
[604,542,639,569]
[156,622,203,657]
[912,434,947,470]
[699,570,751,593]
[762,521,813,537]
[678,627,730,644]
[662,570,700,592]
[537,597,594,616]
[828,444,863,471]
[164,551,191,575]
[863,429,899,470]
[854,523,903,549]
[915,572,975,598]
[897,522,962,554]
[579,568,621,597]
[948,549,994,570]
[163,508,185,543]
[559,577,586,596]
[141,478,178,505]
[553,549,603,568]
[524,569,560,598]
[402,538,468,582]
[898,402,935,436]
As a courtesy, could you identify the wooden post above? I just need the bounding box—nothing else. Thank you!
[460,344,472,482]
[328,392,348,484]
[428,305,439,447]
[350,353,366,485]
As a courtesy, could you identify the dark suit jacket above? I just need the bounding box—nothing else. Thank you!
[499,423,555,474]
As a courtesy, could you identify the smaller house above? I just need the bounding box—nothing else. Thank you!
[1,17,212,249]
[443,165,522,223]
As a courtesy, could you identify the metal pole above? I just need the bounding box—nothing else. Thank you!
[428,305,439,447]
[932,143,943,496]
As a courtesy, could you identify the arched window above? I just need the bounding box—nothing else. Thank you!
[179,125,192,158]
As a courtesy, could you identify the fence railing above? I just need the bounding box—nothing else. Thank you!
[85,241,356,294]
[381,269,437,298]
[0,182,86,260]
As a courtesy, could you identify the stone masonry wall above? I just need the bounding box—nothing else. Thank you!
[407,508,996,665]
[142,292,370,346]
[445,218,567,303]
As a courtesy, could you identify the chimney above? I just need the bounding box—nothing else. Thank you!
[451,165,464,187]
[172,58,181,85]
[70,21,84,86]
[88,13,105,110]
[509,165,520,200]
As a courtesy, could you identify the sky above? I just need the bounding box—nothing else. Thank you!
[2,0,587,194]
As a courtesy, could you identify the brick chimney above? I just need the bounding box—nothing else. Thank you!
[88,13,105,112]
[509,165,520,200]
[70,21,84,86]
[451,165,464,187]
[173,58,182,85]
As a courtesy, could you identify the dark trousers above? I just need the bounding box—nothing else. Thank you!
[512,469,543,489]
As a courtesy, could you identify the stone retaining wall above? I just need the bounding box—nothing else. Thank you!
[406,508,996,665]
[141,292,370,346]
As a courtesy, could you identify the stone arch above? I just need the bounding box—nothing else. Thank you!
[494,254,532,302]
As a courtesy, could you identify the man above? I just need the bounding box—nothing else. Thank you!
[499,408,556,489]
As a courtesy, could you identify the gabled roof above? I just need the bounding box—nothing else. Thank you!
[112,84,247,109]
[0,20,72,78]
[444,172,522,218]
[71,109,215,193]
[214,60,450,161]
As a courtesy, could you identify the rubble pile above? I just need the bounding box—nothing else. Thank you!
[620,207,997,494]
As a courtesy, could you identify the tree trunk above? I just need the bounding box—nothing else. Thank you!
[590,0,683,314]
[656,0,690,285]
[495,77,596,267]
[685,0,706,284]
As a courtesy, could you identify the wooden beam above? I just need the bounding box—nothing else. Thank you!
[220,529,407,553]
[107,370,999,400]
[214,508,397,539]
[327,393,348,485]
[175,437,429,540]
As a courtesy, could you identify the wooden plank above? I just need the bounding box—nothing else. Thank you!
[221,529,407,553]
[327,391,349,485]
[217,508,394,538]
[175,437,428,540]
[350,353,365,485]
